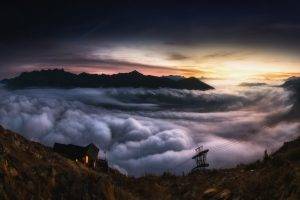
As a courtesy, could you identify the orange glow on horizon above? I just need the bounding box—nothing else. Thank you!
[20,44,300,86]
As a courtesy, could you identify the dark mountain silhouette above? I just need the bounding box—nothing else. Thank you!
[266,77,300,125]
[1,69,214,90]
[282,76,300,91]
[282,77,300,119]
[162,75,185,81]
[0,125,299,199]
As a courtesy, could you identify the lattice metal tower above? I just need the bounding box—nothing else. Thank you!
[191,145,209,172]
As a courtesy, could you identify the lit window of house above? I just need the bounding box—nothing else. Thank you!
[85,155,89,164]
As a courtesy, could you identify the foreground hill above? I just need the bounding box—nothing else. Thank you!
[0,125,299,199]
[1,69,214,90]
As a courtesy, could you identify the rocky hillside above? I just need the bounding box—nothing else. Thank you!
[0,125,299,199]
[0,125,133,199]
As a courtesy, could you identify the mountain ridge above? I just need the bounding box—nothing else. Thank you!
[1,69,214,90]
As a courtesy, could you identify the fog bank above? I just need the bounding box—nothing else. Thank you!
[0,85,298,176]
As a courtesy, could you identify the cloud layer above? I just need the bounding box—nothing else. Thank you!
[0,85,298,176]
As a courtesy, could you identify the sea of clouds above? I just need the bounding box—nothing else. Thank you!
[0,85,299,176]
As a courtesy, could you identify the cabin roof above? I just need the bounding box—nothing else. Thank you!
[53,143,99,160]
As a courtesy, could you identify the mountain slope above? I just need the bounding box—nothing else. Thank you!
[0,125,134,199]
[0,125,299,199]
[1,69,214,90]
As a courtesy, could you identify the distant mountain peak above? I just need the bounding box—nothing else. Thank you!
[129,70,142,74]
[126,70,144,77]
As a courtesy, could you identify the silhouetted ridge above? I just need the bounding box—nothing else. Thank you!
[2,69,214,90]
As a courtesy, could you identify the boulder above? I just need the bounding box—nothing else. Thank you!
[203,188,218,199]
[203,188,232,200]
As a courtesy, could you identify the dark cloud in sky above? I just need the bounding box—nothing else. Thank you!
[168,53,189,61]
[0,40,200,78]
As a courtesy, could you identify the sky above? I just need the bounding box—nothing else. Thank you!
[1,1,300,85]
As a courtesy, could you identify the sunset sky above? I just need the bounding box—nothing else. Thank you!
[1,1,300,85]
